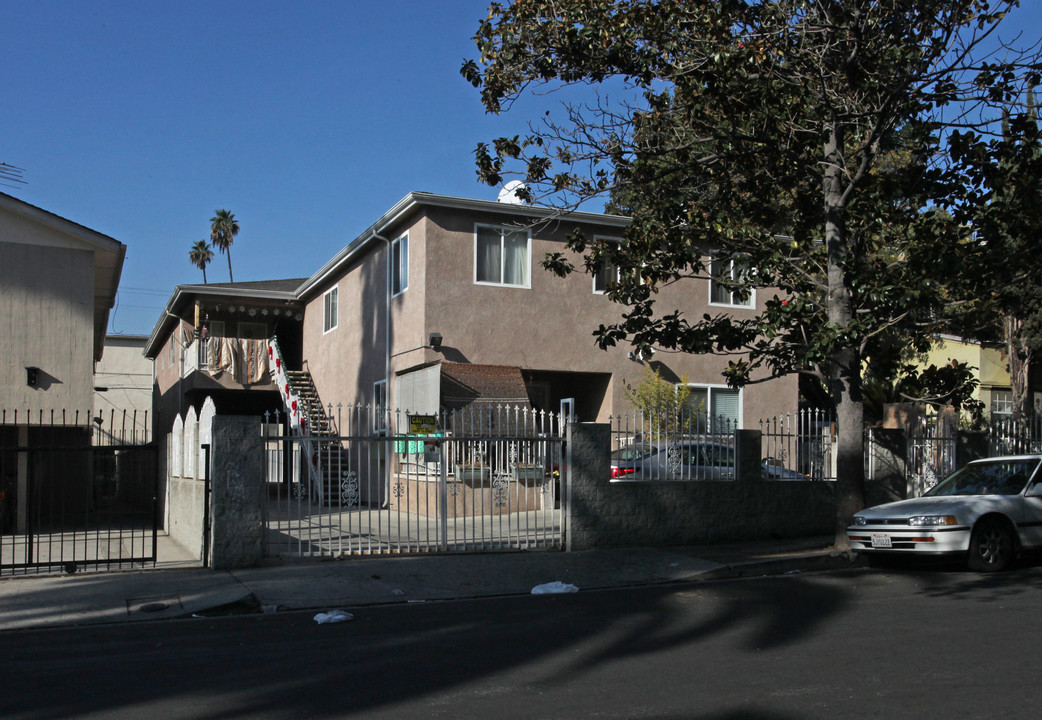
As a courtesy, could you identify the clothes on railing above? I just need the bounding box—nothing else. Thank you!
[204,338,269,384]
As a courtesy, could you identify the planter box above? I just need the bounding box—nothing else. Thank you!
[454,465,491,484]
[511,464,545,482]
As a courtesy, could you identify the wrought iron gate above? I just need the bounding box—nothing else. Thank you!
[1,439,159,575]
[905,422,958,497]
[261,405,566,557]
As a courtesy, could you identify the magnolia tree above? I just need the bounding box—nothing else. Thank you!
[952,97,1042,422]
[463,0,1042,544]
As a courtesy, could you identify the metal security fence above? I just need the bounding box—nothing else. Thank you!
[990,416,1042,456]
[1,410,158,576]
[609,408,739,481]
[905,419,958,497]
[759,410,835,481]
[262,404,565,557]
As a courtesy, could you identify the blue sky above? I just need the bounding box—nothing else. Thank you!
[2,1,546,336]
[3,1,1040,338]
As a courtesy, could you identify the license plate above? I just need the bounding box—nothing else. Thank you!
[871,534,892,548]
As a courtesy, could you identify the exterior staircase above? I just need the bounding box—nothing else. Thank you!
[283,370,351,506]
[268,337,352,506]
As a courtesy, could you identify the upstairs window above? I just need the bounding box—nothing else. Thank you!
[391,234,408,296]
[323,286,338,333]
[709,255,754,308]
[593,238,622,294]
[475,225,530,287]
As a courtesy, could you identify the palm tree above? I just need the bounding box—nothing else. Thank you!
[188,240,214,284]
[210,208,239,282]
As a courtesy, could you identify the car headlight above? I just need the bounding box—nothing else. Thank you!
[852,516,867,526]
[907,515,957,527]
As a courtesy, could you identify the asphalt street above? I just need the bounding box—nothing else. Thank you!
[4,562,1042,720]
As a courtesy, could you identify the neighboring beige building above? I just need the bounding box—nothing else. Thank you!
[0,191,125,427]
[93,335,154,443]
[1,192,125,535]
[145,192,798,433]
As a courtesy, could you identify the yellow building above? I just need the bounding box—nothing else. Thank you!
[924,335,1025,419]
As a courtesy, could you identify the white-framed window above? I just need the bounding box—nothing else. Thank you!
[391,233,408,297]
[709,254,754,308]
[374,379,388,432]
[208,321,226,338]
[475,224,531,287]
[593,237,622,294]
[681,384,742,433]
[323,286,338,334]
[991,389,1014,419]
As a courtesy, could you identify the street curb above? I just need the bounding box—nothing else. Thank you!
[697,551,862,581]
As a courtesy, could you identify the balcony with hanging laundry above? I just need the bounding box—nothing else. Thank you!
[145,281,309,428]
[183,333,273,387]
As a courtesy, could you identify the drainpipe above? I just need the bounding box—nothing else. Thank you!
[370,232,393,510]
[368,232,392,416]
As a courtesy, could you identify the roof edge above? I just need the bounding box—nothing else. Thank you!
[143,283,304,357]
[296,192,629,299]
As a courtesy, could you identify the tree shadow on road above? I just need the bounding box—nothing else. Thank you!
[0,572,854,719]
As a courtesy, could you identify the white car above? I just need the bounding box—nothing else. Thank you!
[848,455,1042,571]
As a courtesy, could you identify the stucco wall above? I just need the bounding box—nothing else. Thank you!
[299,203,798,426]
[150,320,189,435]
[94,335,153,442]
[0,239,94,412]
[421,205,798,423]
[567,424,835,551]
[168,476,206,559]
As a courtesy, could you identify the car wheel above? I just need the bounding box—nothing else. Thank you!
[967,518,1016,572]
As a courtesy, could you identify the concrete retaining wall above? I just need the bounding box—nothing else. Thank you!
[167,477,206,559]
[567,424,835,551]
[209,416,264,569]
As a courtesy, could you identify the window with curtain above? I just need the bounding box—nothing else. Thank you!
[683,385,742,433]
[593,237,622,294]
[709,255,754,307]
[392,234,408,296]
[475,225,530,287]
[323,286,338,333]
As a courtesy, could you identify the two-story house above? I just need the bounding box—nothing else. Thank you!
[145,279,307,436]
[146,192,798,436]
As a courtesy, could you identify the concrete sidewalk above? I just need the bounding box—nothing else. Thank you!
[0,535,857,632]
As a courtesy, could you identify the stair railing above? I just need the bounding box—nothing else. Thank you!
[268,337,324,499]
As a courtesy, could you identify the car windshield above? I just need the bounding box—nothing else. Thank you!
[925,458,1041,497]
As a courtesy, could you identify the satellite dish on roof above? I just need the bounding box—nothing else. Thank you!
[497,180,529,204]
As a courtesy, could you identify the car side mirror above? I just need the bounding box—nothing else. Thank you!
[1026,483,1042,498]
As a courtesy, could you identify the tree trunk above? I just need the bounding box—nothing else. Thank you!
[1004,315,1032,421]
[824,123,866,549]
[832,369,865,548]
[226,250,234,283]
